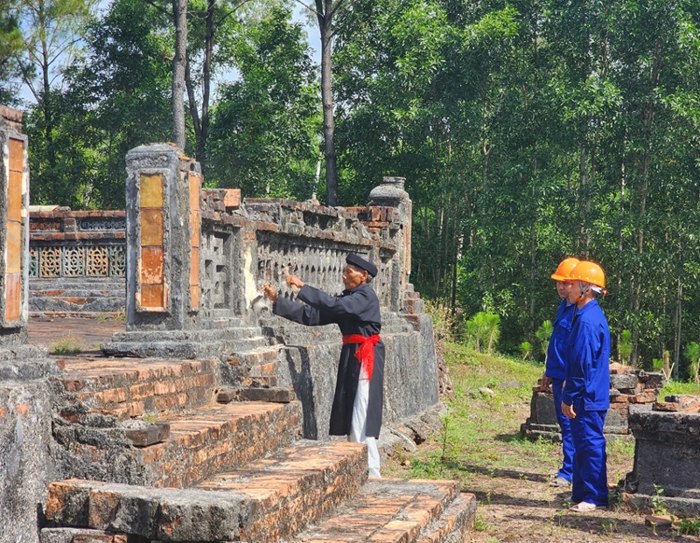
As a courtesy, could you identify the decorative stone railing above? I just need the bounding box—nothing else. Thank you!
[29,210,126,279]
[108,144,416,340]
[28,209,126,315]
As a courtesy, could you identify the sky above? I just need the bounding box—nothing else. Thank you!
[17,0,321,107]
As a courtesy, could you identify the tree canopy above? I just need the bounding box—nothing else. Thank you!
[5,0,700,378]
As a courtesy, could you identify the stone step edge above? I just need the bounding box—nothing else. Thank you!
[291,478,462,542]
[57,358,218,393]
[217,386,295,404]
[53,401,302,488]
[45,440,367,542]
[416,492,477,543]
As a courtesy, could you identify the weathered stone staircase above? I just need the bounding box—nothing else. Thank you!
[42,355,476,542]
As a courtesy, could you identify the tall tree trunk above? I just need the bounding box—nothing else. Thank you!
[185,0,214,171]
[630,38,661,366]
[172,0,188,150]
[317,0,338,205]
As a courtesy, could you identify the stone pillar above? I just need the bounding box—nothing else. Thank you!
[623,395,700,516]
[0,106,29,345]
[124,144,201,330]
[368,176,412,313]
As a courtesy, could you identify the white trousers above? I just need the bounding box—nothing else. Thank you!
[348,368,381,477]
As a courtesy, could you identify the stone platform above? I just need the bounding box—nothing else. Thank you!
[42,355,476,542]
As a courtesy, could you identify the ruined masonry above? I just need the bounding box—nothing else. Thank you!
[1,117,476,543]
[520,363,665,440]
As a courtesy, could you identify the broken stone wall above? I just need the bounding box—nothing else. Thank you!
[0,105,58,543]
[29,209,126,315]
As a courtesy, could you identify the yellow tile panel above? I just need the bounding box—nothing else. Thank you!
[4,273,21,322]
[140,209,163,246]
[140,246,164,284]
[189,247,199,286]
[140,174,164,208]
[189,210,200,247]
[7,170,23,222]
[8,138,24,172]
[140,284,165,309]
[6,221,22,273]
[189,173,201,211]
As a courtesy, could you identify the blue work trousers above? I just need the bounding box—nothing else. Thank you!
[551,378,575,482]
[570,407,608,506]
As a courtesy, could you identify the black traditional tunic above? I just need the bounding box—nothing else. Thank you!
[273,283,384,438]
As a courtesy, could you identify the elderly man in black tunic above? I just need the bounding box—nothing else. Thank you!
[262,253,384,478]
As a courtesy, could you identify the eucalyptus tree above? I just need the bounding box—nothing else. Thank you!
[207,6,320,197]
[292,0,359,206]
[9,0,95,169]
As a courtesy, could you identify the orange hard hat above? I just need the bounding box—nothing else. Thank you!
[551,257,579,281]
[569,260,606,289]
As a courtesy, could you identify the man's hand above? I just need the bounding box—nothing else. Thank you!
[286,274,304,290]
[541,375,551,388]
[262,282,278,302]
[562,402,576,419]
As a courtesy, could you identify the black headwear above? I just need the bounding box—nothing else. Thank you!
[346,253,378,277]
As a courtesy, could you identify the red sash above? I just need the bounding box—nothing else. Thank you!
[342,334,381,380]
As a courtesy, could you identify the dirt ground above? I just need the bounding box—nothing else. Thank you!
[386,422,698,542]
[386,440,699,543]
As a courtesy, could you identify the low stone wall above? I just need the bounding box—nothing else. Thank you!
[29,210,126,316]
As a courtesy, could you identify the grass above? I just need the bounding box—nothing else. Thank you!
[50,336,84,355]
[388,341,636,485]
[659,380,700,398]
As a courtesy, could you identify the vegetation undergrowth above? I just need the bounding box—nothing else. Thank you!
[50,337,84,355]
[386,341,635,488]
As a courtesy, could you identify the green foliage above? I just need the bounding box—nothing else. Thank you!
[518,341,532,360]
[659,380,700,398]
[534,320,553,360]
[685,341,700,384]
[50,337,84,355]
[675,518,700,536]
[425,300,456,343]
[465,312,500,353]
[619,330,633,364]
[207,6,321,197]
[652,484,668,516]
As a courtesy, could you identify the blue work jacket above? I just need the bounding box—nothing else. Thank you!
[545,299,576,380]
[562,299,611,411]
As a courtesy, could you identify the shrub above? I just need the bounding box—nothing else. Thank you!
[534,320,553,359]
[619,329,633,364]
[519,341,533,360]
[465,312,500,353]
[685,341,700,384]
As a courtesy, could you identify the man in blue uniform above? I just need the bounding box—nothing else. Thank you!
[561,260,610,512]
[543,257,578,488]
[262,253,384,478]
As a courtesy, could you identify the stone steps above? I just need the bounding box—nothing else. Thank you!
[45,440,366,542]
[53,400,301,487]
[55,357,218,420]
[291,479,476,543]
[45,350,474,543]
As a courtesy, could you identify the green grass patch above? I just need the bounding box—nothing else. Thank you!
[659,380,700,398]
[391,341,638,486]
[50,337,84,355]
